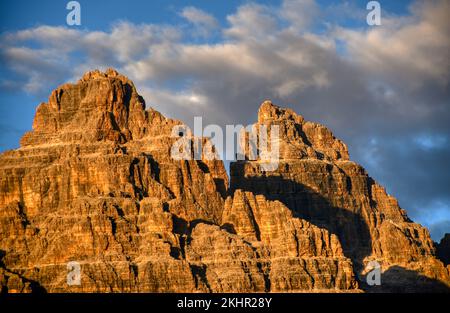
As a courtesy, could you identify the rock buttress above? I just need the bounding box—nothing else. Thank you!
[1,72,448,292]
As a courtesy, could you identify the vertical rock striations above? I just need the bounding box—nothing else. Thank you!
[0,70,448,292]
[229,100,449,292]
[0,69,227,292]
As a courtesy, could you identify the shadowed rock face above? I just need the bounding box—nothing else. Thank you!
[0,69,448,293]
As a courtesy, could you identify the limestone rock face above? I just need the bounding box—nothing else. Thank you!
[0,70,448,293]
[222,190,356,291]
[0,69,228,292]
[257,100,349,161]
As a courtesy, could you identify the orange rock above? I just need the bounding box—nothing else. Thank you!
[0,70,448,292]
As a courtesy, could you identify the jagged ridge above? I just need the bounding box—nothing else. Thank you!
[0,69,448,293]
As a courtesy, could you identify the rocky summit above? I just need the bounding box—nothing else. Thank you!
[0,69,449,293]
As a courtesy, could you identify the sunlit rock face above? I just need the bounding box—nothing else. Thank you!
[0,69,448,293]
[231,101,449,292]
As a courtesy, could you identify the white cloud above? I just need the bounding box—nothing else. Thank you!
[180,6,218,37]
[1,0,448,126]
[280,0,319,31]
[225,3,278,40]
[335,0,450,87]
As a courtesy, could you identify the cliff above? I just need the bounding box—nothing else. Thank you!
[0,69,448,292]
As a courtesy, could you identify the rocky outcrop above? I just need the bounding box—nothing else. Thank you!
[0,69,448,292]
[0,69,228,292]
[436,234,450,266]
[230,100,449,292]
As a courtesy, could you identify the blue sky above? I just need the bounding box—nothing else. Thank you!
[0,0,449,241]
[0,0,415,31]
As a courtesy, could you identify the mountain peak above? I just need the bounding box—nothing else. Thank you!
[78,68,133,86]
[21,68,147,147]
[257,100,304,125]
[255,100,348,161]
[3,69,448,293]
